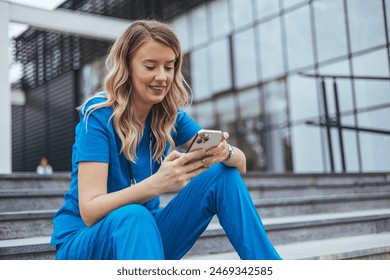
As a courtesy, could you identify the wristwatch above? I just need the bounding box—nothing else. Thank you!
[223,144,234,163]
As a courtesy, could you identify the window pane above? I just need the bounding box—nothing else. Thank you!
[256,0,280,19]
[288,74,319,121]
[360,132,390,171]
[314,0,348,62]
[231,0,254,30]
[171,15,189,53]
[284,6,314,70]
[352,48,390,109]
[386,0,390,42]
[348,0,386,53]
[291,125,325,172]
[283,0,307,8]
[210,0,231,38]
[193,101,216,128]
[190,4,208,47]
[210,38,232,93]
[264,126,292,172]
[258,18,285,80]
[237,116,266,171]
[190,47,210,101]
[264,80,288,126]
[238,87,261,119]
[233,28,258,88]
[217,94,237,133]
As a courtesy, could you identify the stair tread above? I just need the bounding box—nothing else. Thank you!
[186,232,390,260]
[205,208,390,234]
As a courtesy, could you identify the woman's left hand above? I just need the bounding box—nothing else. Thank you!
[201,131,231,167]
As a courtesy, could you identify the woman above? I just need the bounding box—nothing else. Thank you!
[50,20,282,260]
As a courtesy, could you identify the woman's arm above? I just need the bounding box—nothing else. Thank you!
[78,149,208,227]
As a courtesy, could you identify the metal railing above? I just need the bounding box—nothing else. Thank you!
[299,73,390,173]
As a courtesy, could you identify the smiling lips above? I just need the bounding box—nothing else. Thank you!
[149,85,166,91]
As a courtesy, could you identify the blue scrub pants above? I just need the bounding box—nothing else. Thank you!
[56,163,282,260]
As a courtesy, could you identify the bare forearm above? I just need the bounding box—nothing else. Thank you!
[80,177,158,226]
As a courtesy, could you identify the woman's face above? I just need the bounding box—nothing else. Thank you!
[130,40,176,110]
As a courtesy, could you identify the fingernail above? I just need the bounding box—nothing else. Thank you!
[206,151,212,156]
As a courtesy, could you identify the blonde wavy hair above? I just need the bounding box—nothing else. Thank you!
[80,20,190,163]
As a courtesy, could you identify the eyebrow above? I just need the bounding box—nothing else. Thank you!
[143,59,176,64]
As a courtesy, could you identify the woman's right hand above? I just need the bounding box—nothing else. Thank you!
[150,149,208,194]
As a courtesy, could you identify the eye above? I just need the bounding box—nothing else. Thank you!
[165,66,174,71]
[145,65,155,70]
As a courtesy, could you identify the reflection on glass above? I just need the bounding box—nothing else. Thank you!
[284,5,314,70]
[238,87,261,119]
[264,126,292,172]
[210,0,231,38]
[171,15,189,53]
[193,101,216,128]
[216,94,237,124]
[283,0,306,9]
[236,116,266,171]
[233,28,258,88]
[190,47,210,101]
[288,75,318,121]
[190,4,208,47]
[210,38,232,93]
[360,133,390,171]
[258,18,285,80]
[264,80,288,126]
[291,125,324,172]
[314,0,348,62]
[347,0,386,53]
[79,59,106,101]
[231,0,254,29]
[256,0,280,20]
[352,49,390,108]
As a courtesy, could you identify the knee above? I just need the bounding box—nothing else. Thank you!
[209,163,243,182]
[107,204,155,228]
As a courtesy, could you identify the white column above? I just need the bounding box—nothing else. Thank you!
[0,1,11,173]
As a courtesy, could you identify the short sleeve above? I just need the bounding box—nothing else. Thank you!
[174,110,202,146]
[74,103,111,164]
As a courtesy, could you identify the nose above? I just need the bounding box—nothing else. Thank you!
[155,68,167,81]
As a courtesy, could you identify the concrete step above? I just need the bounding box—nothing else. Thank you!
[3,210,390,260]
[186,232,390,260]
[186,208,390,256]
[0,173,70,189]
[0,189,66,212]
[0,236,54,260]
[245,173,390,199]
[254,192,390,217]
[0,210,56,240]
[3,191,390,240]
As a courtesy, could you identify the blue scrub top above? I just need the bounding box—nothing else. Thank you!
[50,96,201,246]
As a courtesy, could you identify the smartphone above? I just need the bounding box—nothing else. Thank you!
[187,129,223,153]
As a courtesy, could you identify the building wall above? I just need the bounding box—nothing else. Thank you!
[12,0,390,173]
[170,0,390,173]
[12,71,77,172]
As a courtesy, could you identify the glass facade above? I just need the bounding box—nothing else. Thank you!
[171,0,390,173]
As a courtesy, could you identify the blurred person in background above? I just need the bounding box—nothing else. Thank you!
[36,157,53,175]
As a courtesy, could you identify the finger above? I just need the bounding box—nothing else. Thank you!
[164,150,183,162]
[222,132,229,141]
[175,149,206,165]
